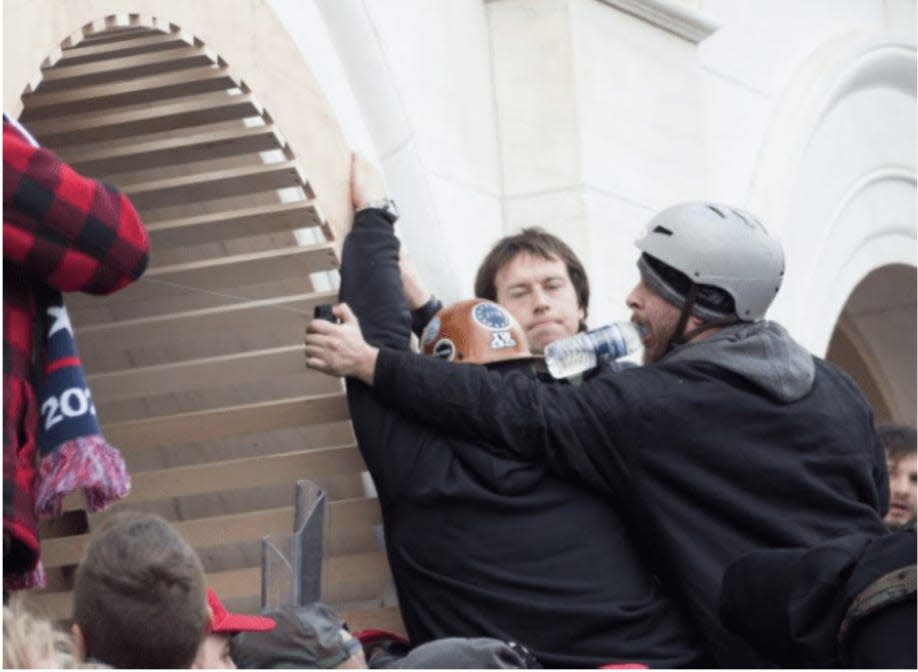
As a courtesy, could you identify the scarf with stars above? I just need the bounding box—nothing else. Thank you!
[34,291,131,521]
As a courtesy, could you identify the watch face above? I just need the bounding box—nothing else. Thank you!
[421,317,441,346]
[472,302,512,331]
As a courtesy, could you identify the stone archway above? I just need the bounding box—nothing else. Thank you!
[826,264,917,424]
[747,33,916,423]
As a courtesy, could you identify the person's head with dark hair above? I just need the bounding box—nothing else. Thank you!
[877,423,917,529]
[72,511,209,668]
[474,227,589,353]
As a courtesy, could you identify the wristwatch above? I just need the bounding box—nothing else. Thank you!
[357,198,399,224]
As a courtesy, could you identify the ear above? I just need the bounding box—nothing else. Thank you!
[71,623,87,660]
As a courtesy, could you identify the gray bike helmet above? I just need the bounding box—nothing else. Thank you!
[635,202,784,321]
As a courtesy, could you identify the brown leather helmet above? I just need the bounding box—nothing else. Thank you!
[419,299,533,365]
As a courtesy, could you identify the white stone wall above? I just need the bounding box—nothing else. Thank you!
[295,0,916,350]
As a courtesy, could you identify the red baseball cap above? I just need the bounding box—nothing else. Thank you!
[207,588,276,634]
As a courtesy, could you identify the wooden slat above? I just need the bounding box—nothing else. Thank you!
[52,32,188,68]
[123,160,300,210]
[60,124,279,176]
[42,507,295,569]
[42,497,382,569]
[67,243,338,310]
[144,243,337,285]
[36,45,214,92]
[325,552,393,605]
[145,201,322,248]
[20,66,237,121]
[75,291,332,351]
[87,344,307,400]
[28,92,259,146]
[71,26,155,47]
[206,567,262,602]
[100,392,349,450]
[126,444,365,503]
[59,444,364,514]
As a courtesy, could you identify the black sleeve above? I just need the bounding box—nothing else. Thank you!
[340,211,411,350]
[339,212,422,505]
[373,348,635,501]
[410,295,443,338]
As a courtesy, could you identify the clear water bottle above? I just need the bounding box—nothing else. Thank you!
[544,322,644,379]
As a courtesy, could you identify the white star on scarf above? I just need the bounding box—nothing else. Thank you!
[47,305,73,337]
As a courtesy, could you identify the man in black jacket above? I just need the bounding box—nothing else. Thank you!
[304,154,704,668]
[306,200,889,667]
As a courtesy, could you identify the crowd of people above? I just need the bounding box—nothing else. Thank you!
[305,154,916,668]
[3,110,916,668]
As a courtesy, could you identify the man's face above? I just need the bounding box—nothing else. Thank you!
[494,252,585,354]
[193,633,235,669]
[885,452,917,528]
[626,279,689,365]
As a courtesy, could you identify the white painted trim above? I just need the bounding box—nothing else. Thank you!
[598,0,719,43]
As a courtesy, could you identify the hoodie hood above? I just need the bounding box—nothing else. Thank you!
[664,321,815,402]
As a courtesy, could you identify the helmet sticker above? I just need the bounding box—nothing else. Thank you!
[472,302,512,331]
[490,331,517,350]
[421,317,441,347]
[432,338,456,361]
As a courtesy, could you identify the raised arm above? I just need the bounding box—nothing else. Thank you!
[3,119,149,294]
[307,153,421,504]
[340,153,411,351]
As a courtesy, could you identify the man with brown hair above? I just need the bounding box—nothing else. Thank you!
[404,228,590,356]
[877,423,917,529]
[72,511,209,668]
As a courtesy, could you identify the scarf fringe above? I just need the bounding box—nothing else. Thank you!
[4,561,46,590]
[34,436,131,518]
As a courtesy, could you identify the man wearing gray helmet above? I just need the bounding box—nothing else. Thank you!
[305,203,889,667]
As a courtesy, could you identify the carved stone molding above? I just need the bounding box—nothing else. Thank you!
[599,0,719,43]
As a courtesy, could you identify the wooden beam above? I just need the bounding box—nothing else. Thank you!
[99,392,349,450]
[52,32,189,68]
[67,243,338,309]
[87,344,309,400]
[60,124,281,176]
[27,92,260,146]
[74,291,333,351]
[143,201,323,248]
[36,46,214,93]
[123,160,301,210]
[72,26,155,47]
[20,67,237,121]
[43,497,381,569]
[323,552,393,605]
[42,507,294,569]
[63,444,366,512]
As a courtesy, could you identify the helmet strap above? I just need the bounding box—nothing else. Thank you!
[666,284,699,351]
[667,284,742,350]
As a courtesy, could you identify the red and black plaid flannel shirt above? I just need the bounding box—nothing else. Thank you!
[3,119,150,578]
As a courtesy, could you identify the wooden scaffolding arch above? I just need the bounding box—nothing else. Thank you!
[17,14,404,635]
